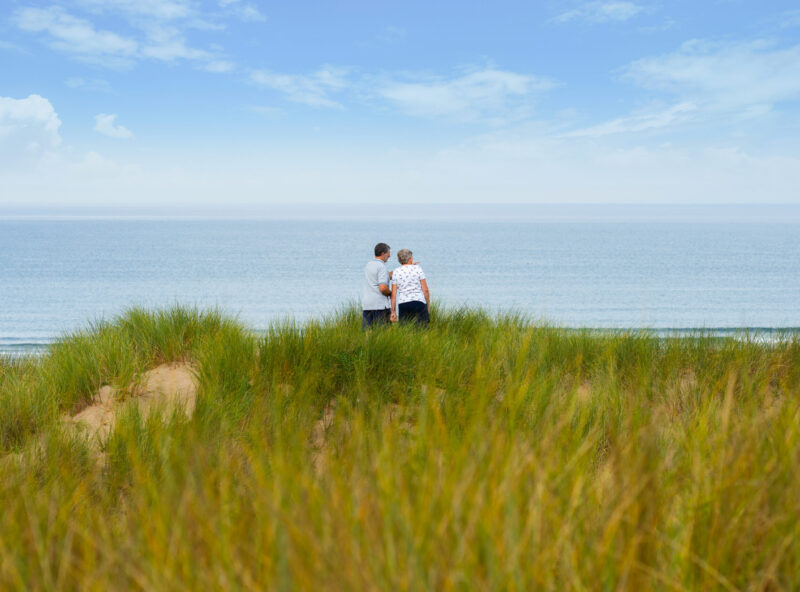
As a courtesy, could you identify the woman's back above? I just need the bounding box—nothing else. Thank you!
[393,265,426,304]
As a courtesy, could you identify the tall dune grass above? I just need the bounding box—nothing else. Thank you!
[1,306,799,589]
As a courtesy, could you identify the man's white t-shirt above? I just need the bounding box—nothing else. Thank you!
[393,265,426,305]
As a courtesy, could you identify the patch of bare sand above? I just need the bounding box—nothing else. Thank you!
[0,363,197,471]
[66,362,198,447]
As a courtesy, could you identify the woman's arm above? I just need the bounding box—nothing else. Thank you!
[390,284,398,321]
[420,278,430,311]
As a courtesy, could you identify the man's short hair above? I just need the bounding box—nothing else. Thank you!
[374,242,390,257]
[397,249,412,264]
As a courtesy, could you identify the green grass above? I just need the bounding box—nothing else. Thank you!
[2,305,800,589]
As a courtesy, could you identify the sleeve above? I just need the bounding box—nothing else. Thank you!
[377,265,389,285]
[417,266,425,280]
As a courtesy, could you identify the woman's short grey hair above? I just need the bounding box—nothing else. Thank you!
[397,249,413,264]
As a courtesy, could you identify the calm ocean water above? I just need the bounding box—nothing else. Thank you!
[1,218,799,353]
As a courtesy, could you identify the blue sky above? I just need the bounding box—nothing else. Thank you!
[1,0,799,206]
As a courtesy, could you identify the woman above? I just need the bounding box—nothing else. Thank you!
[390,249,430,325]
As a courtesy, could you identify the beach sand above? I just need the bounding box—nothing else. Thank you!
[67,362,198,446]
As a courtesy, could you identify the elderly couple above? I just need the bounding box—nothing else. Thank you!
[362,242,430,329]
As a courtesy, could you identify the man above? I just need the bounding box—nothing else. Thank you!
[362,242,392,329]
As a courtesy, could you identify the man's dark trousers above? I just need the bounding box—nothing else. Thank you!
[362,309,391,329]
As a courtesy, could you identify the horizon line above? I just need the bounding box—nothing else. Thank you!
[2,203,800,222]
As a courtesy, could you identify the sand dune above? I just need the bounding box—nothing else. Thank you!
[67,362,198,445]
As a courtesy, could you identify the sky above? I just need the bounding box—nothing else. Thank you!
[1,0,799,207]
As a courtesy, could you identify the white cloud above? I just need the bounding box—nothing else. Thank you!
[624,40,800,110]
[555,1,645,23]
[563,102,697,137]
[574,39,800,140]
[215,0,265,22]
[14,4,229,69]
[76,0,227,32]
[15,6,138,66]
[250,65,554,121]
[76,0,194,21]
[377,68,554,123]
[0,95,62,169]
[66,77,112,92]
[0,96,145,203]
[94,113,134,139]
[140,24,211,61]
[205,60,235,73]
[235,4,266,22]
[250,66,350,108]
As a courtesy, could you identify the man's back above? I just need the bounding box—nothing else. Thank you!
[362,259,390,311]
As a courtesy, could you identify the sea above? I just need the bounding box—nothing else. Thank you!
[2,206,800,354]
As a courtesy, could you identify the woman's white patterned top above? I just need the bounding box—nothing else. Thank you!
[393,265,426,305]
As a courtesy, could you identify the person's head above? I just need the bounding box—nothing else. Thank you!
[374,242,391,261]
[397,249,413,264]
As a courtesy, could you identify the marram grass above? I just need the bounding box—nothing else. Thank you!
[1,305,800,590]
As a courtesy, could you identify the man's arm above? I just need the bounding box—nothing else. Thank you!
[378,264,391,296]
[390,284,398,321]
